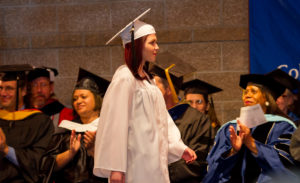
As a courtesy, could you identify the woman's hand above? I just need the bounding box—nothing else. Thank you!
[237,121,258,155]
[229,124,244,154]
[182,147,197,164]
[84,131,96,150]
[55,130,82,171]
[237,120,251,143]
[84,131,96,156]
[69,130,81,156]
[110,171,125,183]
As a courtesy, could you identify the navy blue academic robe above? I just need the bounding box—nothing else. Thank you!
[203,114,297,183]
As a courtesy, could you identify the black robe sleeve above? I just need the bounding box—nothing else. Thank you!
[40,129,108,183]
[0,113,54,183]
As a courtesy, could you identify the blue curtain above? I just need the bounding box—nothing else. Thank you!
[249,0,300,79]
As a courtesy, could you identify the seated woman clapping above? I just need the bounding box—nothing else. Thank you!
[41,68,109,183]
[203,74,297,183]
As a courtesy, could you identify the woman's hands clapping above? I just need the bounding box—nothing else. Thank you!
[229,120,257,156]
[84,130,96,156]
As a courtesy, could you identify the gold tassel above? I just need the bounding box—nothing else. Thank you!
[164,64,179,104]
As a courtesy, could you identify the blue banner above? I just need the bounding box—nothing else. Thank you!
[249,0,300,79]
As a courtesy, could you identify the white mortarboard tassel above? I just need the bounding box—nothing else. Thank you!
[106,8,155,47]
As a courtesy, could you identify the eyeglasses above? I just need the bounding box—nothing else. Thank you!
[242,88,258,96]
[281,94,293,98]
[31,82,50,89]
[0,86,16,93]
[187,99,203,105]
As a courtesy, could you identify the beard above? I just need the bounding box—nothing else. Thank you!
[32,95,47,109]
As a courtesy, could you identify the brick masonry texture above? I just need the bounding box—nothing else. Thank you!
[0,0,249,123]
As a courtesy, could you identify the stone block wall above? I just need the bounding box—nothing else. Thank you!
[0,0,249,123]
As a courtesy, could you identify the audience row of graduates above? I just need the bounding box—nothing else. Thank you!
[1,10,300,183]
[2,57,300,183]
[0,60,212,183]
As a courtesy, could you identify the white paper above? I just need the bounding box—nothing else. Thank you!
[239,104,267,128]
[59,120,98,132]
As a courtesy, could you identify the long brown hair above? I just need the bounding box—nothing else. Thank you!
[124,35,151,80]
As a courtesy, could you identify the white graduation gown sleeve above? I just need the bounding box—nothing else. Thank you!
[93,70,135,178]
[167,113,187,163]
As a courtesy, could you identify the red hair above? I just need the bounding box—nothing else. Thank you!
[124,36,150,80]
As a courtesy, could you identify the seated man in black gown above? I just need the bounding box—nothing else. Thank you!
[27,67,73,133]
[149,52,214,183]
[0,64,54,183]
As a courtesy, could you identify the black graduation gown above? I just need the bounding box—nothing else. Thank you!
[40,120,107,183]
[0,109,54,183]
[168,104,214,183]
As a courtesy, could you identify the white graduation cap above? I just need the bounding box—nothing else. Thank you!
[106,8,156,47]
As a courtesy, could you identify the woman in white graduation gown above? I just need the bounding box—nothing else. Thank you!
[93,9,196,183]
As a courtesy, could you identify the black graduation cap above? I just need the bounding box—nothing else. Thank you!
[0,64,33,111]
[266,69,300,93]
[149,51,196,103]
[75,68,110,96]
[181,79,222,115]
[239,74,285,100]
[181,79,223,95]
[149,51,196,90]
[27,66,58,82]
[0,64,33,81]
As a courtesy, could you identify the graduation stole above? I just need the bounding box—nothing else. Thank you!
[217,114,296,134]
[0,109,41,121]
